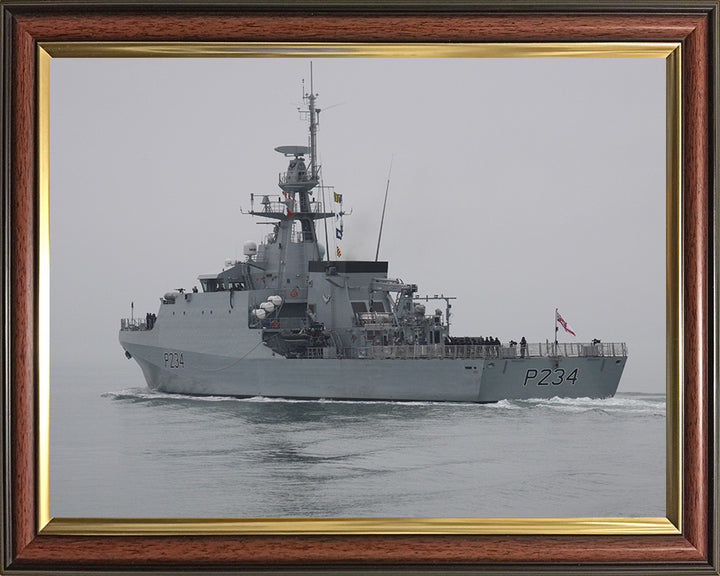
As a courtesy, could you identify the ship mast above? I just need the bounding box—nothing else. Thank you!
[308,62,319,182]
[247,68,336,263]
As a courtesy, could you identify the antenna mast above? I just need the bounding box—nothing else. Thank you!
[375,156,393,261]
[307,62,319,181]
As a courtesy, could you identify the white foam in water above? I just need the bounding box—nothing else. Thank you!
[105,388,468,407]
[489,399,523,410]
[102,389,664,416]
[518,394,666,417]
[103,388,246,403]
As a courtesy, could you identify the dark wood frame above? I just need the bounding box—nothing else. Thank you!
[1,1,717,573]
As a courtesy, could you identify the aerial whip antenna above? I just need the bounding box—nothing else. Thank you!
[375,155,394,262]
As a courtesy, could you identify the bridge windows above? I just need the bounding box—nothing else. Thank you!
[200,278,246,292]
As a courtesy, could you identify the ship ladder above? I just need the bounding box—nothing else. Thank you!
[329,331,344,358]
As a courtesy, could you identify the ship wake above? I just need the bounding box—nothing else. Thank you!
[102,388,665,416]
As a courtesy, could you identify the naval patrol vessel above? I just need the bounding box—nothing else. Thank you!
[119,80,627,403]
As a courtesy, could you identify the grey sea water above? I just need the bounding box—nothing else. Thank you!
[50,363,665,518]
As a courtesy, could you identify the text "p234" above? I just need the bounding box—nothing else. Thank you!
[164,352,185,368]
[523,368,578,387]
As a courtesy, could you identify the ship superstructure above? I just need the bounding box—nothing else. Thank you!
[119,78,627,402]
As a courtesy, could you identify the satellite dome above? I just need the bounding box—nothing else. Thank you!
[259,302,276,313]
[243,241,258,256]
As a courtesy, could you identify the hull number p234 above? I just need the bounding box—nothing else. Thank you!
[523,368,578,387]
[164,352,185,369]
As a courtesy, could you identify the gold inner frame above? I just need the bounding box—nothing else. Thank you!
[36,42,682,536]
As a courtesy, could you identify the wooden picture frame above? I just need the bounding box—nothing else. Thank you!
[1,1,717,573]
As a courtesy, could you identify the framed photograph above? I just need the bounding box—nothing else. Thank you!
[47,52,671,522]
[2,2,716,574]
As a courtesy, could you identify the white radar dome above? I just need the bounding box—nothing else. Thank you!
[243,241,258,256]
[259,301,276,313]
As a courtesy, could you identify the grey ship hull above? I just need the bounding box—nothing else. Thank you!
[120,337,625,403]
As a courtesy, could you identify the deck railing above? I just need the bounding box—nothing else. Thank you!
[120,318,147,331]
[326,342,627,360]
[259,200,325,215]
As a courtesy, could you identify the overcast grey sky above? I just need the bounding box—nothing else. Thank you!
[49,57,665,393]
